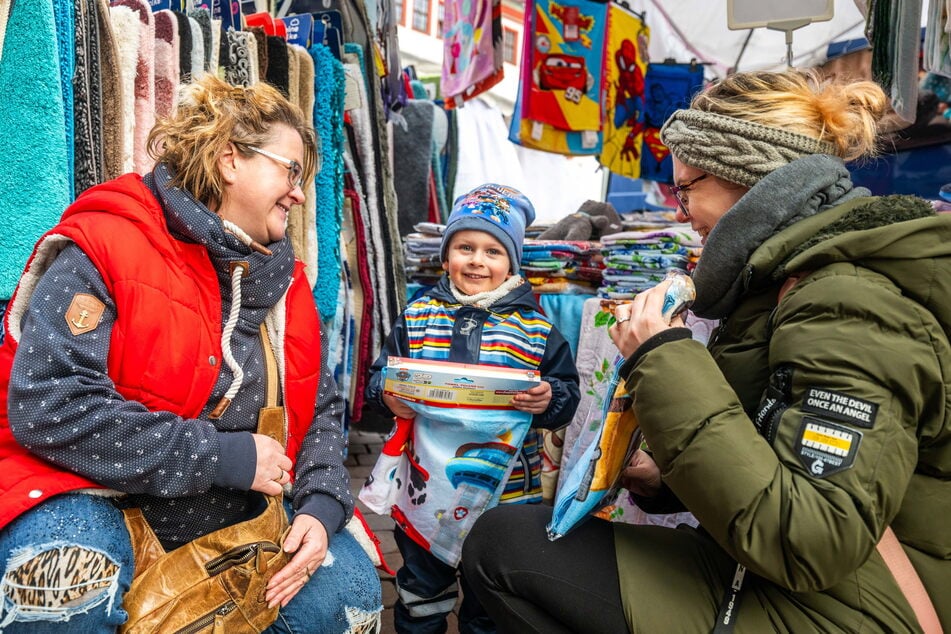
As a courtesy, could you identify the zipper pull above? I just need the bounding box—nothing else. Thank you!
[213,615,225,634]
[256,544,267,574]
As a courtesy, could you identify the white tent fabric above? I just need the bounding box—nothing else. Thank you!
[452,99,603,224]
[629,0,869,78]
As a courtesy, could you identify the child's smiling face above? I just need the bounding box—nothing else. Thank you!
[442,229,512,295]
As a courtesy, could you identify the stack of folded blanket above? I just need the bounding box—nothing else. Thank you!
[522,240,604,295]
[598,229,701,299]
[402,222,444,286]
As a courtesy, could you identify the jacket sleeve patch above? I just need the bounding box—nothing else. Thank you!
[65,293,105,336]
[801,386,877,429]
[795,417,862,478]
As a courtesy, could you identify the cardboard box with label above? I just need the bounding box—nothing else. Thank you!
[383,357,540,408]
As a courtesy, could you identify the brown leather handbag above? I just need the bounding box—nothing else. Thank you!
[120,325,290,633]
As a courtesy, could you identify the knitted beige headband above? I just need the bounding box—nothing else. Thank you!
[659,109,836,188]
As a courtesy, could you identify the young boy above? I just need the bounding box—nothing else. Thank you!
[365,183,580,633]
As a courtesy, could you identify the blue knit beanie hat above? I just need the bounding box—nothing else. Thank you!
[440,184,536,273]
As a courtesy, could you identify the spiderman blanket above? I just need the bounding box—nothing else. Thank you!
[599,6,649,178]
[639,61,705,184]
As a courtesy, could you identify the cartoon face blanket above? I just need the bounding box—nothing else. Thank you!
[639,61,704,184]
[508,0,607,154]
[440,0,504,107]
[598,5,649,178]
[359,403,533,566]
[522,0,608,132]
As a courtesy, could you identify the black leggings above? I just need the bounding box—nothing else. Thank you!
[461,504,630,634]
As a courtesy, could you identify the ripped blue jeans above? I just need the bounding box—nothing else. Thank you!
[0,494,382,633]
[0,493,132,632]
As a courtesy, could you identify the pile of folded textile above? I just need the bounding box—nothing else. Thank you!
[598,228,701,299]
[402,222,444,286]
[522,240,604,294]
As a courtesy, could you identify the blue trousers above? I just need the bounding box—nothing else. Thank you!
[0,494,381,633]
[393,528,495,634]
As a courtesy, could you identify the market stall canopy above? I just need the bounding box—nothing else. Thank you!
[628,0,870,78]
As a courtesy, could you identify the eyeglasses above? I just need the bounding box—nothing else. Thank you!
[667,173,708,219]
[245,146,305,190]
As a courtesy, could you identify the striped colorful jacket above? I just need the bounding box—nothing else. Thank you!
[366,276,580,503]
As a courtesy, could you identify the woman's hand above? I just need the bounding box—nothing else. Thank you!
[250,433,293,496]
[512,381,552,415]
[609,278,685,358]
[266,514,328,608]
[618,449,662,498]
[383,393,416,419]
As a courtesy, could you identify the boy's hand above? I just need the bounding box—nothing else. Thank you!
[512,381,552,415]
[383,393,416,419]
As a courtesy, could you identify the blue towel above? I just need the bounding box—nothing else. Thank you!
[537,294,584,358]
[310,44,346,319]
[54,0,75,199]
[639,61,704,185]
[0,0,71,298]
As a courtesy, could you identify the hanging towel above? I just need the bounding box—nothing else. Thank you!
[511,91,602,154]
[922,0,951,76]
[248,26,268,79]
[287,41,301,107]
[170,11,192,82]
[186,16,204,80]
[153,10,180,120]
[111,0,155,175]
[341,56,392,358]
[639,61,704,185]
[54,0,76,199]
[97,0,123,181]
[295,45,317,286]
[311,43,346,319]
[599,5,649,179]
[521,0,607,133]
[186,7,213,73]
[221,29,258,87]
[265,35,290,97]
[0,0,12,65]
[456,99,527,196]
[74,0,106,195]
[510,2,602,155]
[868,0,922,123]
[107,4,138,174]
[393,100,437,237]
[343,188,375,422]
[0,0,71,298]
[440,0,503,105]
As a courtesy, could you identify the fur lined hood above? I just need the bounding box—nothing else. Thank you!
[745,195,949,291]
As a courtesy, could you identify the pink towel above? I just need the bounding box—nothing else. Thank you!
[152,10,179,120]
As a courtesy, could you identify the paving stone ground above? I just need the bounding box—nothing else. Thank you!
[346,428,461,634]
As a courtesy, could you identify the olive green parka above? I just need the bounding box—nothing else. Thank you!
[619,195,950,632]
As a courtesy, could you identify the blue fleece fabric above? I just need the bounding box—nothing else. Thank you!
[0,0,71,298]
[54,0,76,199]
[310,44,346,319]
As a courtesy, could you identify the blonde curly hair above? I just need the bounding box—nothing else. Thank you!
[147,75,318,209]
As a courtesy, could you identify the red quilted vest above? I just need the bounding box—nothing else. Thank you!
[0,174,320,529]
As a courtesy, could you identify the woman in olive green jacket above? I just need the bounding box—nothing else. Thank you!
[461,69,950,633]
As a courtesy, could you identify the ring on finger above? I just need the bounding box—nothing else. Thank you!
[273,467,284,483]
[616,316,630,324]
